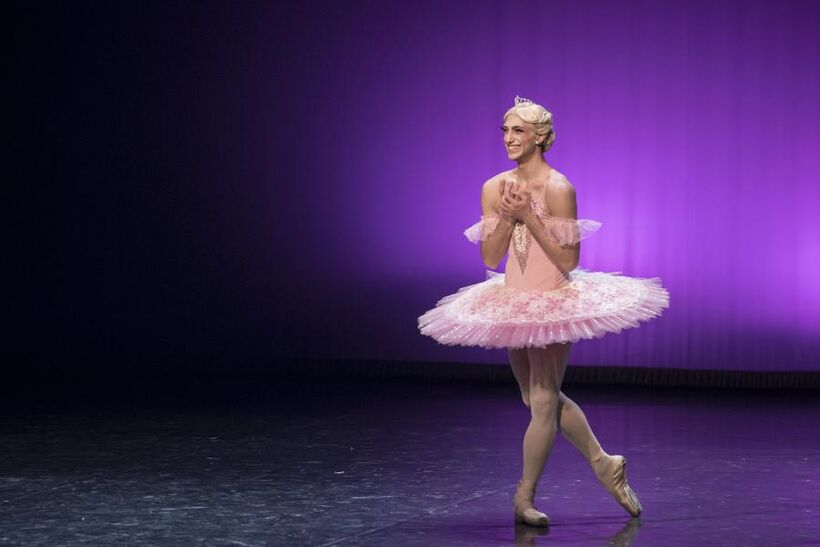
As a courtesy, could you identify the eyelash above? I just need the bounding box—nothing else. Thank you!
[500,127,523,133]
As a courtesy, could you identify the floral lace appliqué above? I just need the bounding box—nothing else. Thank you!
[511,198,547,273]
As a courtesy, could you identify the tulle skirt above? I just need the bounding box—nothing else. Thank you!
[417,268,670,349]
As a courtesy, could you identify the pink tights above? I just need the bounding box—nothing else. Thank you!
[508,344,606,487]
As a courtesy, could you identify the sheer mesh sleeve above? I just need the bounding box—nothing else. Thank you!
[539,215,602,246]
[463,215,501,244]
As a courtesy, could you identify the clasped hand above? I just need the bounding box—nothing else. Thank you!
[499,180,533,223]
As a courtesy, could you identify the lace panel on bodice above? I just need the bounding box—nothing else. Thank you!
[511,198,547,273]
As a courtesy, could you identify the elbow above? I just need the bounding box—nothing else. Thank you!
[481,248,500,270]
[482,254,500,269]
[563,250,580,272]
[563,260,579,272]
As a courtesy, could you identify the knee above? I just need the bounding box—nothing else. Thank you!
[559,395,578,413]
[529,390,559,420]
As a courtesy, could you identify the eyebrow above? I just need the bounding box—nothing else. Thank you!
[500,124,525,129]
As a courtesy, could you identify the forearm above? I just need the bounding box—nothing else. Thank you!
[523,212,579,271]
[481,216,515,269]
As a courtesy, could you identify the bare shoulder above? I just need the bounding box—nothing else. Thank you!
[548,169,573,188]
[546,170,578,217]
[548,170,576,197]
[482,169,516,192]
[481,170,514,215]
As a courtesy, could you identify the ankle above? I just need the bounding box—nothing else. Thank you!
[589,451,608,466]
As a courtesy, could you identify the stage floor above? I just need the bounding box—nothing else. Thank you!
[1,377,817,546]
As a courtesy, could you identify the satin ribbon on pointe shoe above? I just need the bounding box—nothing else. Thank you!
[591,454,643,517]
[513,480,550,526]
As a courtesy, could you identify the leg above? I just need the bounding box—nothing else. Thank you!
[513,342,571,526]
[512,344,605,465]
[556,392,606,464]
[557,394,644,517]
[507,348,531,407]
[520,343,570,486]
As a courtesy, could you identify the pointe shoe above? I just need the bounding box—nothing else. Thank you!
[591,454,643,517]
[513,480,550,527]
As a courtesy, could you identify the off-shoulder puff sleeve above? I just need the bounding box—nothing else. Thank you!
[539,215,602,246]
[463,214,602,246]
[463,215,501,244]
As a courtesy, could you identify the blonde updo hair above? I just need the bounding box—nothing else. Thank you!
[503,95,555,153]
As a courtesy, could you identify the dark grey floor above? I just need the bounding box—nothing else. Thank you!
[1,376,818,546]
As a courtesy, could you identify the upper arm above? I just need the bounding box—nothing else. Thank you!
[481,178,501,217]
[549,182,581,266]
[548,181,578,220]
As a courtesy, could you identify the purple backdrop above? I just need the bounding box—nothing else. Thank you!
[282,0,819,371]
[26,1,818,374]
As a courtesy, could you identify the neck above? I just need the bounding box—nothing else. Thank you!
[515,154,551,182]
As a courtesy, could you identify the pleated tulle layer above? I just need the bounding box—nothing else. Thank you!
[417,268,670,349]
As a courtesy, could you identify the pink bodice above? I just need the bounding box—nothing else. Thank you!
[504,196,572,292]
[462,171,603,294]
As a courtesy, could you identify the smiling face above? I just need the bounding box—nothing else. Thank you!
[501,113,541,160]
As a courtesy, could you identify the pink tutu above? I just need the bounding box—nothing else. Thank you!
[419,169,670,349]
[418,267,670,348]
